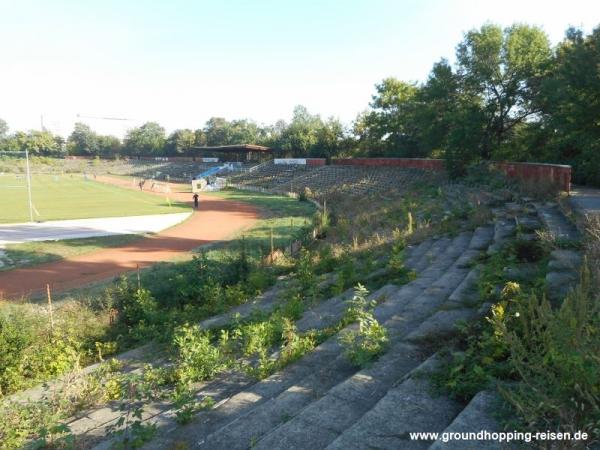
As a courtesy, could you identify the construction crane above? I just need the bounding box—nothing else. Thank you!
[76,114,131,121]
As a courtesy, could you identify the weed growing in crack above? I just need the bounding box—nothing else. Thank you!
[340,284,388,368]
[106,374,160,449]
[172,385,215,425]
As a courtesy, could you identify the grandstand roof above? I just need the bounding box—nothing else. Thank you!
[190,144,272,153]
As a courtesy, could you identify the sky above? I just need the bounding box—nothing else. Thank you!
[1,0,599,138]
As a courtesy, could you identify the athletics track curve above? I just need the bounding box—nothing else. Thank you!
[0,176,259,298]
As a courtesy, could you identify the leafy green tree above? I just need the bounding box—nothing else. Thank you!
[204,117,233,146]
[354,79,420,157]
[5,130,63,155]
[312,117,349,159]
[97,135,122,157]
[201,118,266,147]
[0,119,8,139]
[194,129,207,147]
[166,129,195,155]
[228,119,263,145]
[537,27,600,185]
[413,59,461,156]
[124,122,166,155]
[67,122,99,155]
[274,105,350,158]
[276,106,321,157]
[456,23,552,158]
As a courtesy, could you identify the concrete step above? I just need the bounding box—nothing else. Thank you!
[413,237,453,273]
[140,339,347,450]
[195,352,356,449]
[535,203,581,242]
[139,233,480,449]
[198,280,288,330]
[446,265,482,309]
[405,239,436,269]
[252,235,487,448]
[326,355,463,450]
[468,226,494,251]
[295,283,398,334]
[429,390,512,450]
[487,219,516,254]
[253,343,425,450]
[89,225,500,450]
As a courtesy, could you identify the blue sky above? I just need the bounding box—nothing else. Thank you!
[2,0,599,138]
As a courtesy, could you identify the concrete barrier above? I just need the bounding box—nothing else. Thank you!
[491,161,571,193]
[331,157,571,192]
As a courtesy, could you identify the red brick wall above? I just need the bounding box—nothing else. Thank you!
[491,161,571,193]
[306,158,326,166]
[331,158,445,171]
[330,158,571,192]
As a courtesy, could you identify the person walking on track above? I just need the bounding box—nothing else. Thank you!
[193,193,199,209]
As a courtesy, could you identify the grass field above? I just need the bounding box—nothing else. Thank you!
[0,173,190,223]
[205,188,316,249]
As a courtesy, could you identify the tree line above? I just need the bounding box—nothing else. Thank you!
[1,23,598,185]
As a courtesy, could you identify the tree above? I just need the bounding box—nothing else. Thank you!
[97,135,122,157]
[4,130,63,155]
[194,129,207,147]
[456,23,552,158]
[204,117,232,146]
[229,119,260,145]
[413,59,461,155]
[313,117,350,159]
[124,122,166,155]
[166,129,195,155]
[67,122,99,155]
[354,79,420,157]
[537,27,600,186]
[0,119,8,139]
[276,106,322,157]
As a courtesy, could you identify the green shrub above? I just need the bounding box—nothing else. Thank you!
[106,373,158,449]
[172,385,215,425]
[246,269,274,294]
[298,187,310,202]
[430,310,514,402]
[173,325,226,384]
[343,284,375,324]
[110,277,158,327]
[497,272,600,440]
[278,318,315,367]
[388,229,407,274]
[340,314,388,368]
[295,248,318,301]
[0,309,38,395]
[340,285,388,368]
[0,304,87,396]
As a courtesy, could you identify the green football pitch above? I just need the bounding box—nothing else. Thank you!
[0,174,190,224]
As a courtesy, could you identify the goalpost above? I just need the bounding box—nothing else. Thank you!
[0,150,35,222]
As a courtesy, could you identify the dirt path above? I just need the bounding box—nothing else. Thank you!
[0,176,259,299]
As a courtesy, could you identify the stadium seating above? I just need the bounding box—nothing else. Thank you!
[226,162,444,199]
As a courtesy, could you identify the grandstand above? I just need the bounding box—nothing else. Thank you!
[226,160,317,190]
[225,161,444,199]
[0,154,444,198]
